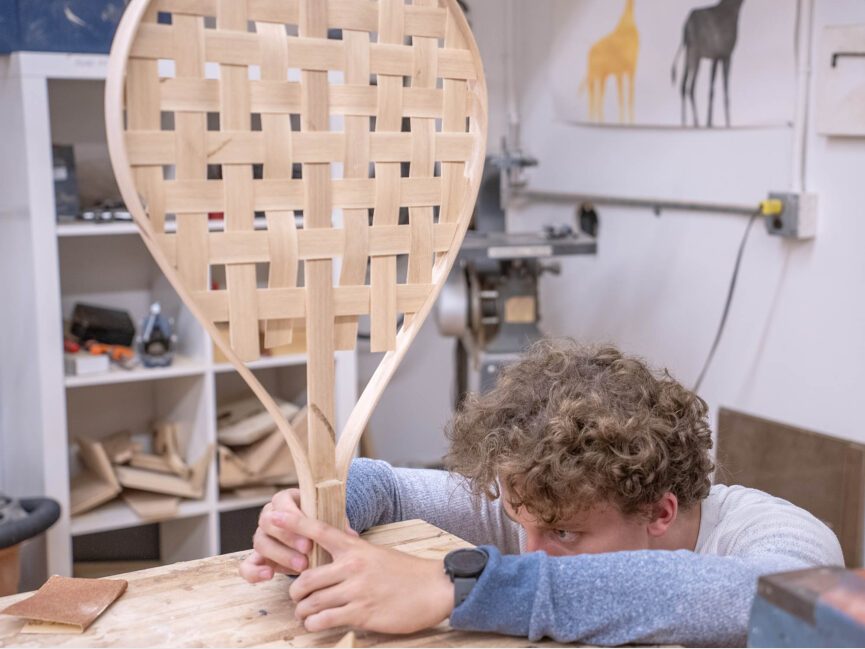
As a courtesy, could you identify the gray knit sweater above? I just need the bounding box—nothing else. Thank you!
[345,458,843,647]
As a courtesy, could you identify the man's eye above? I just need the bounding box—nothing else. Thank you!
[553,529,579,542]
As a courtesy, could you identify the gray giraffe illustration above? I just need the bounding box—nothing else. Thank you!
[671,0,745,128]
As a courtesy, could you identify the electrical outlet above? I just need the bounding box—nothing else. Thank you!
[764,192,818,240]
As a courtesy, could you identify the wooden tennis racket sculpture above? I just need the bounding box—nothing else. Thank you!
[105,0,487,566]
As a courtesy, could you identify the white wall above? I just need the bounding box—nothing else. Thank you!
[363,0,865,466]
[516,0,865,446]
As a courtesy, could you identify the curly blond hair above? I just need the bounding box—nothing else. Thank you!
[445,339,713,524]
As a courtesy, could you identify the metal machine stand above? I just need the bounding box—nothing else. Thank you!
[437,151,597,402]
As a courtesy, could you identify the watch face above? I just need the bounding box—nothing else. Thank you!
[447,549,488,578]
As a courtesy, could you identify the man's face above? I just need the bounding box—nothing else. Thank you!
[501,492,653,556]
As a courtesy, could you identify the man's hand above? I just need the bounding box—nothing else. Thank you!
[280,512,456,634]
[239,488,311,582]
[239,488,359,583]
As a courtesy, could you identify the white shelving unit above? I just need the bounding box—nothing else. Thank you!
[0,52,359,579]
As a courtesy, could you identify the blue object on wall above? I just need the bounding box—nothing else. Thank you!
[0,1,129,55]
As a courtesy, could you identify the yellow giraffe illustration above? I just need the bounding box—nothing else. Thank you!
[579,0,639,123]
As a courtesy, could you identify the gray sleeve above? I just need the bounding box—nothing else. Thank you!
[345,458,522,554]
[451,545,810,647]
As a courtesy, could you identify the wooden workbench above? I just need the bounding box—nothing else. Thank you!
[0,520,569,648]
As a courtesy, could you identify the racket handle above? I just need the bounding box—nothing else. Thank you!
[311,479,346,567]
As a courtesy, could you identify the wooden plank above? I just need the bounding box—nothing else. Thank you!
[115,445,213,500]
[100,430,138,465]
[125,56,166,233]
[334,27,372,351]
[121,491,180,522]
[126,130,475,166]
[369,0,405,353]
[217,0,260,362]
[173,13,209,292]
[70,437,122,517]
[161,81,452,120]
[299,0,342,568]
[258,20,299,349]
[153,0,446,38]
[716,408,865,567]
[217,397,300,446]
[195,283,432,324]
[405,0,439,327]
[0,522,574,648]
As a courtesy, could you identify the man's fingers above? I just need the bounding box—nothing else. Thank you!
[274,512,354,555]
[294,584,353,623]
[239,550,277,583]
[303,604,358,633]
[271,488,302,512]
[258,510,313,555]
[252,529,309,573]
[289,561,348,602]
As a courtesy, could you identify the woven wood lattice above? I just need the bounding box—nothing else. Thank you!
[107,0,486,565]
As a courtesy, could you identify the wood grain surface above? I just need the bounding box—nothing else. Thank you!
[0,520,575,648]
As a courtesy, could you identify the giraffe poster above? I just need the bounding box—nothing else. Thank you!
[549,0,798,128]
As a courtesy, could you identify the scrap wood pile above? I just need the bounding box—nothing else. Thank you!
[217,397,303,498]
[69,398,304,521]
[70,423,214,521]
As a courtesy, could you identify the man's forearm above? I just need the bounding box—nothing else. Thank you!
[345,458,404,532]
[450,546,807,647]
[345,458,523,552]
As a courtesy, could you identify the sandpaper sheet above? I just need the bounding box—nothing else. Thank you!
[1,575,127,634]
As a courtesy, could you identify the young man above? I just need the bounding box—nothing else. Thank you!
[240,340,843,646]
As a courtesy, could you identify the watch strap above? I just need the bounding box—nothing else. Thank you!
[453,576,476,608]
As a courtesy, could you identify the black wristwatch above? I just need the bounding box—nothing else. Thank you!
[443,548,488,608]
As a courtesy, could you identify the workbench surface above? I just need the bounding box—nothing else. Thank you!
[0,519,570,648]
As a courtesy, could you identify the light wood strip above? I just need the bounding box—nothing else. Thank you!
[153,0,215,15]
[335,28,372,351]
[162,80,453,119]
[131,24,478,80]
[406,0,439,327]
[369,0,405,353]
[153,0,446,38]
[194,284,433,323]
[162,177,443,213]
[218,0,260,362]
[404,5,447,38]
[127,131,475,165]
[126,58,166,233]
[173,13,209,292]
[259,20,298,349]
[439,10,469,242]
[299,0,342,568]
[156,222,458,266]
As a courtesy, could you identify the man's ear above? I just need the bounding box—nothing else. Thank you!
[646,492,678,537]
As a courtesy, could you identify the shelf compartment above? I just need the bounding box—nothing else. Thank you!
[217,489,280,514]
[213,354,306,374]
[64,354,207,388]
[70,498,211,536]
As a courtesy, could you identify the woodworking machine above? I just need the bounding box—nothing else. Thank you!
[437,151,597,400]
